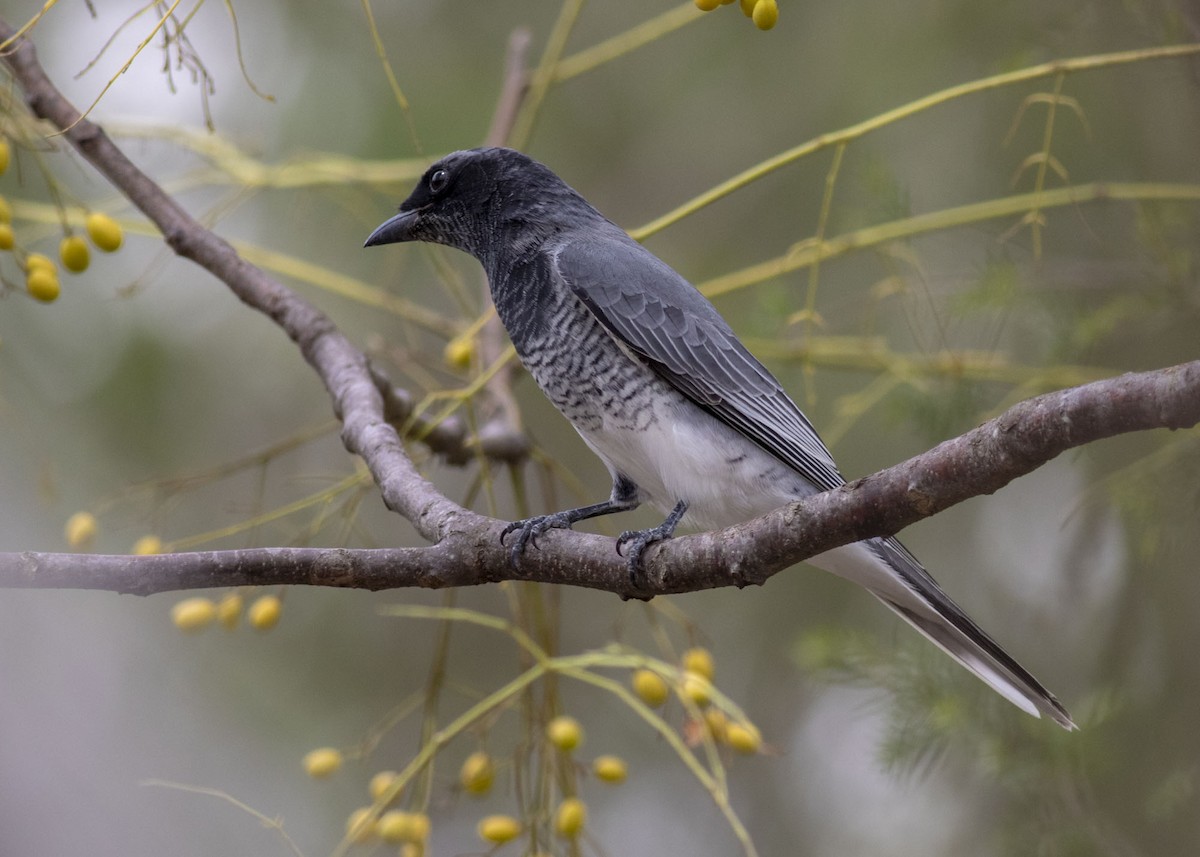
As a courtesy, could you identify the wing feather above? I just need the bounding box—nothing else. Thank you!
[554,234,844,492]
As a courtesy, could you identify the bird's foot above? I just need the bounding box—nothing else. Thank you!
[616,500,688,588]
[615,523,675,587]
[500,512,577,567]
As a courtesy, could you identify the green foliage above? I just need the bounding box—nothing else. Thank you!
[795,625,1129,856]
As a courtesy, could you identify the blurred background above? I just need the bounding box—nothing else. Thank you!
[1,1,1199,855]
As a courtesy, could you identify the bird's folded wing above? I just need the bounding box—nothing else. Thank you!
[553,233,845,493]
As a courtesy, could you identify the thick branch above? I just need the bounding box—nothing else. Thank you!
[1,21,1197,599]
[4,360,1198,596]
[668,360,1200,587]
[0,19,474,545]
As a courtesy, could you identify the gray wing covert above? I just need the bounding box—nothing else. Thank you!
[553,233,845,493]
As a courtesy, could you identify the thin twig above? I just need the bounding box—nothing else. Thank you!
[628,42,1200,241]
[484,27,533,149]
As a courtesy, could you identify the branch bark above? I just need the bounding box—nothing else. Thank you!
[4,359,1198,595]
[1,20,1197,598]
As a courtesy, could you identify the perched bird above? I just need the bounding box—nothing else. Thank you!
[365,147,1075,729]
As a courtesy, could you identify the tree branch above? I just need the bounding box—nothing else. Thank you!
[0,18,471,545]
[5,360,1197,596]
[1,20,1197,599]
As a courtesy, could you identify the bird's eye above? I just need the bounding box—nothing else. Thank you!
[428,168,449,194]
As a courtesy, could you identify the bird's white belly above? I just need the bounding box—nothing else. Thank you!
[574,397,819,532]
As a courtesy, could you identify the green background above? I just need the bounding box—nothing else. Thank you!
[1,2,1198,855]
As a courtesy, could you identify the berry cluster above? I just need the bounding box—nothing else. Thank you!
[0,135,126,303]
[292,646,761,854]
[695,0,779,31]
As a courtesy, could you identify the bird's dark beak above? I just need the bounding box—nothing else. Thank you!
[363,209,421,248]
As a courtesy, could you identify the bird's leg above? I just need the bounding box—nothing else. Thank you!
[501,476,641,568]
[616,500,688,586]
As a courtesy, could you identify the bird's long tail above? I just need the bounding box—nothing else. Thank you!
[810,537,1076,730]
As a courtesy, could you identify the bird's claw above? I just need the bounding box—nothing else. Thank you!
[616,525,674,588]
[500,512,575,568]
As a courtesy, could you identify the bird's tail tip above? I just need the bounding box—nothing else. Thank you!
[1040,697,1078,731]
[882,593,1077,731]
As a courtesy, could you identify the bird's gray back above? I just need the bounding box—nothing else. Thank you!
[550,230,845,493]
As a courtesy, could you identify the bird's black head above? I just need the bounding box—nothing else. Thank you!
[363,147,599,262]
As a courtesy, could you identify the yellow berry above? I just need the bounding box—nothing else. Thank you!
[725,722,762,754]
[631,669,670,707]
[26,260,60,298]
[346,807,377,844]
[682,647,715,680]
[546,715,584,752]
[477,814,521,845]
[406,812,430,843]
[26,268,60,302]
[59,234,90,273]
[303,747,343,778]
[64,511,98,548]
[377,811,407,844]
[216,592,243,628]
[554,797,587,839]
[247,594,282,630]
[752,0,778,29]
[171,597,217,632]
[26,252,56,273]
[378,810,430,844]
[0,195,11,223]
[443,336,475,369]
[680,671,713,707]
[694,0,721,9]
[0,223,13,250]
[132,535,163,555]
[460,751,495,795]
[739,0,756,15]
[0,138,9,175]
[704,708,729,742]
[85,212,124,252]
[592,755,627,784]
[368,770,400,801]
